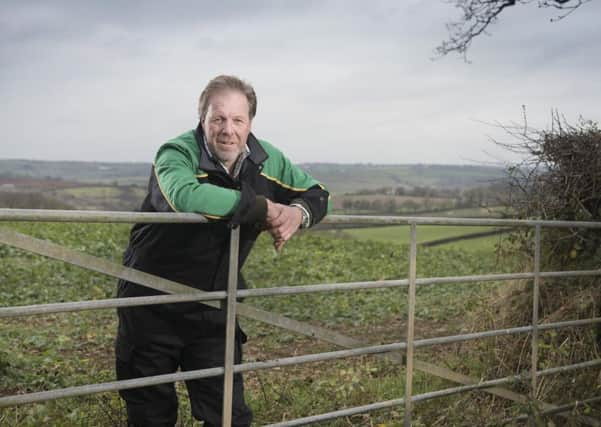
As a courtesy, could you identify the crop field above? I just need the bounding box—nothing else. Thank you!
[428,206,506,218]
[332,194,455,211]
[0,221,566,425]
[44,186,147,211]
[300,164,505,194]
[332,224,509,251]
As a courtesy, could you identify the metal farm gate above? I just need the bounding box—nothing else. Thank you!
[0,208,600,426]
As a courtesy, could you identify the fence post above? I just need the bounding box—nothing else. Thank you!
[531,224,541,402]
[404,222,418,427]
[222,226,240,426]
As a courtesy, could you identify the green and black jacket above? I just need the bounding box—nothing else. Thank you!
[118,124,330,304]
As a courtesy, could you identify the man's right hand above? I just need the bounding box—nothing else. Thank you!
[265,199,303,252]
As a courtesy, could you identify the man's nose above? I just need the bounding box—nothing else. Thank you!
[221,119,233,134]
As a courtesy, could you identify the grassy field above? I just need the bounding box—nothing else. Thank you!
[332,224,508,252]
[424,206,507,217]
[302,163,505,194]
[44,186,147,211]
[1,221,593,425]
[332,194,456,211]
[0,159,505,195]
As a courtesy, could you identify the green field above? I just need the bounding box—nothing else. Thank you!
[44,186,147,211]
[303,163,505,194]
[56,186,122,198]
[0,159,505,195]
[1,221,592,425]
[418,206,507,217]
[334,224,507,252]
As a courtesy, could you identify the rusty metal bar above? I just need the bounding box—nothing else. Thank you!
[4,268,601,319]
[0,229,598,353]
[7,314,596,410]
[266,359,601,427]
[4,267,601,319]
[404,222,417,427]
[539,317,601,330]
[531,224,541,401]
[0,227,361,348]
[537,359,601,376]
[3,209,601,229]
[0,208,207,223]
[507,396,601,425]
[413,318,601,348]
[235,342,407,373]
[2,209,601,425]
[0,341,407,408]
[0,227,215,300]
[222,227,240,426]
[264,398,406,427]
[413,359,601,402]
[0,366,224,408]
[414,269,601,286]
[324,214,601,228]
[0,293,227,318]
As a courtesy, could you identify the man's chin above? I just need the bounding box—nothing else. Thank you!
[215,151,241,165]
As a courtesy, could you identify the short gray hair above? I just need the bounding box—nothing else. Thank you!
[198,75,257,122]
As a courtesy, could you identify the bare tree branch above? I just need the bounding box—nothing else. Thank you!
[436,0,591,60]
[495,111,601,263]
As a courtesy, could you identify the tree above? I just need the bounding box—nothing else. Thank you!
[474,115,601,412]
[437,0,591,58]
[501,113,601,263]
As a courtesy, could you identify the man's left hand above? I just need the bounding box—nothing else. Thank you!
[265,202,303,251]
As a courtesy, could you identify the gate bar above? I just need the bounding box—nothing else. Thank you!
[2,319,598,406]
[531,224,541,399]
[4,209,601,228]
[265,359,601,427]
[404,222,418,426]
[222,227,240,426]
[506,396,601,425]
[4,270,601,319]
[0,293,227,318]
[0,341,408,408]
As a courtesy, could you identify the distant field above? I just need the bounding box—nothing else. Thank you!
[45,185,147,211]
[0,177,86,191]
[303,163,505,194]
[332,194,455,210]
[334,224,507,252]
[448,233,506,251]
[57,186,124,198]
[0,159,151,185]
[422,206,507,217]
[0,159,505,195]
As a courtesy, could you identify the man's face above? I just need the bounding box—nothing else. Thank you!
[202,90,252,170]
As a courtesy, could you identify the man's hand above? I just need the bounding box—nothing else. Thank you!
[265,199,303,252]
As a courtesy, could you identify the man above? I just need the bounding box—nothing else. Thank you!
[115,75,330,427]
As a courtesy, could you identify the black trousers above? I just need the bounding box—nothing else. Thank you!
[115,301,252,427]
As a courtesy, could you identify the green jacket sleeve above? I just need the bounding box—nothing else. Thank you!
[153,142,241,218]
[259,140,331,225]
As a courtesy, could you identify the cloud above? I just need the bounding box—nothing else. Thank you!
[1,0,599,164]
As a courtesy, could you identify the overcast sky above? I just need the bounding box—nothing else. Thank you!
[1,0,599,165]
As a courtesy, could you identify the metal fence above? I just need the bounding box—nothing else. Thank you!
[0,208,600,426]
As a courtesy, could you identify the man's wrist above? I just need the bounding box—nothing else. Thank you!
[290,203,311,229]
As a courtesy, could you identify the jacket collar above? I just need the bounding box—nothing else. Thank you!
[194,122,268,173]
